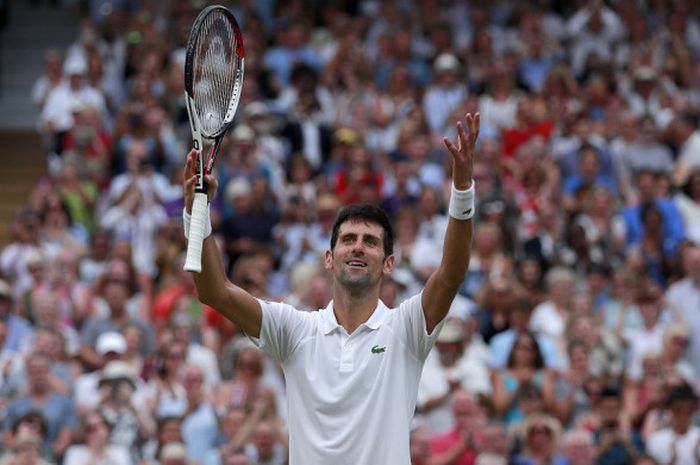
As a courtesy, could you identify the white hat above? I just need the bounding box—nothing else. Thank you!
[231,124,255,144]
[224,177,252,202]
[159,442,188,461]
[245,101,270,118]
[0,279,11,299]
[99,360,135,387]
[634,65,657,82]
[96,332,127,355]
[433,53,460,72]
[436,319,464,344]
[63,57,87,76]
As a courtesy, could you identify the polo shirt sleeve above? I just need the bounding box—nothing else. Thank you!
[249,299,313,363]
[395,292,446,362]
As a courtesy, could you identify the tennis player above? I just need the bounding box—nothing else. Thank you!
[182,112,480,465]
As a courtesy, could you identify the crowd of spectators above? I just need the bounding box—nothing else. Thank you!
[1,0,700,464]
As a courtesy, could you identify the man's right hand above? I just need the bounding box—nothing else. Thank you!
[183,149,218,214]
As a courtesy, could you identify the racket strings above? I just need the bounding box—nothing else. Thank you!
[193,12,240,137]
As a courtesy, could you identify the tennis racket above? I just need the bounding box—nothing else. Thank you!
[183,5,245,273]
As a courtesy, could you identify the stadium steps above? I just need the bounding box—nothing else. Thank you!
[0,1,80,130]
[0,131,47,248]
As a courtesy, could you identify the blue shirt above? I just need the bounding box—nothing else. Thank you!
[562,174,618,196]
[3,314,33,353]
[593,428,645,465]
[4,393,78,445]
[182,403,219,464]
[622,198,685,255]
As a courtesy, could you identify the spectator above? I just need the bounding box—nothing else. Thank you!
[0,280,33,354]
[621,169,685,257]
[2,352,77,460]
[409,423,432,465]
[212,344,277,419]
[619,283,668,383]
[489,299,562,371]
[31,48,63,109]
[666,244,700,379]
[101,140,177,277]
[96,360,153,463]
[529,267,576,342]
[0,428,54,465]
[423,53,466,136]
[491,331,554,425]
[74,331,129,412]
[561,429,596,465]
[550,339,594,427]
[674,169,700,245]
[591,386,645,465]
[170,312,221,390]
[142,416,184,465]
[62,410,131,465]
[138,339,188,419]
[669,112,700,186]
[417,318,490,434]
[79,278,156,370]
[428,390,483,465]
[646,384,700,465]
[180,364,219,464]
[512,413,568,465]
[39,55,107,156]
[244,420,287,465]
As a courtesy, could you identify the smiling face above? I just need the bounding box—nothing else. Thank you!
[325,220,394,293]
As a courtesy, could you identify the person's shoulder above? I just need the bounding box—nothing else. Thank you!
[666,276,694,296]
[646,425,673,444]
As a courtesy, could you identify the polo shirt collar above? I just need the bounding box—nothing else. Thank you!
[320,299,390,335]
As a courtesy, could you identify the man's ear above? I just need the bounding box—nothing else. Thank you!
[324,250,333,270]
[383,254,395,275]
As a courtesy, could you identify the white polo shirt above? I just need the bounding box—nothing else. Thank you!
[252,292,443,465]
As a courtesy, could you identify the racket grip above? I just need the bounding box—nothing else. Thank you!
[184,193,209,273]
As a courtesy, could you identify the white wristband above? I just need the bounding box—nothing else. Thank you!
[183,205,212,239]
[448,182,475,220]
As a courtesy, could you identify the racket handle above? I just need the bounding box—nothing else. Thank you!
[184,193,209,273]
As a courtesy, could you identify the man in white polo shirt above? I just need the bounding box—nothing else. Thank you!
[182,113,480,465]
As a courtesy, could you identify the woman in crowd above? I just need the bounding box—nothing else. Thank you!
[491,331,555,425]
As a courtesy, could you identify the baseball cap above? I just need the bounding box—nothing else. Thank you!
[95,332,127,355]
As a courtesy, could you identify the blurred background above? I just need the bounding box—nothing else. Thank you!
[0,0,700,464]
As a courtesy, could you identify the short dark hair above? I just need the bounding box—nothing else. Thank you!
[12,411,48,437]
[599,385,622,400]
[665,383,698,408]
[330,204,394,257]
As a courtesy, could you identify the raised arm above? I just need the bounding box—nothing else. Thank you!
[422,113,479,333]
[184,150,263,337]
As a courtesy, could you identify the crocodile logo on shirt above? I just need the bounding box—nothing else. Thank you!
[371,345,386,354]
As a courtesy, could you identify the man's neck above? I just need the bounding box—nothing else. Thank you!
[332,289,379,335]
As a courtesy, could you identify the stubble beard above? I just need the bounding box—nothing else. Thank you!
[338,268,375,297]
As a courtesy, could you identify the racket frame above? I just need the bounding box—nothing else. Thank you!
[183,5,245,273]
